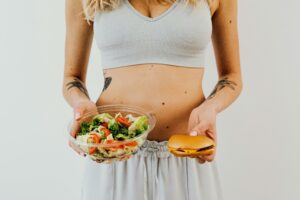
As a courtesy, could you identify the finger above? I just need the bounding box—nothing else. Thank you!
[202,145,216,162]
[189,130,198,136]
[187,113,198,132]
[68,141,81,155]
[205,129,217,145]
[74,107,85,120]
[69,140,86,156]
[205,130,215,140]
[75,111,81,120]
[189,125,206,137]
[68,141,82,155]
[189,155,199,158]
[202,153,215,162]
[196,157,206,164]
[70,120,81,138]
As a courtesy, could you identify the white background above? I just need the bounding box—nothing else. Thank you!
[1,0,300,200]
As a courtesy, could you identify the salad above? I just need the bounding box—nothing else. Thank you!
[75,112,150,162]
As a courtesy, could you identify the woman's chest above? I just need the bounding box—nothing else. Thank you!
[93,0,212,51]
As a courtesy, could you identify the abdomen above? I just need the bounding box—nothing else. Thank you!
[96,63,206,141]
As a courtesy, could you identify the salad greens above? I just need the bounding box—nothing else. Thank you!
[75,112,150,161]
[77,122,90,136]
[128,115,149,137]
[108,118,120,137]
[77,112,149,141]
[93,113,114,122]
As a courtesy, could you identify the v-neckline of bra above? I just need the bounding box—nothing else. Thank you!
[124,0,180,22]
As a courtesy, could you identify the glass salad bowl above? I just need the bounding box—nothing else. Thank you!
[67,104,156,164]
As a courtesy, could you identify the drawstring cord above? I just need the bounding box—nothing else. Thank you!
[143,159,148,200]
[138,140,170,200]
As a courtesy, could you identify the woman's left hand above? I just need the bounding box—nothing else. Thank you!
[187,104,217,164]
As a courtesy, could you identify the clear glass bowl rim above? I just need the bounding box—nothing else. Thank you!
[67,104,156,148]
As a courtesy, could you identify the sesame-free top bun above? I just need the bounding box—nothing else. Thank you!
[167,134,215,157]
[168,134,215,149]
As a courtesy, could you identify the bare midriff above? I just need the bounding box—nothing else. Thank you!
[96,63,206,141]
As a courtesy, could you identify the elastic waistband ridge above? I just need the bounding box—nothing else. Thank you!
[135,140,171,158]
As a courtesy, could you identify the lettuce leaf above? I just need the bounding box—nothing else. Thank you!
[128,115,149,137]
[93,113,114,123]
[108,118,120,137]
[78,122,90,136]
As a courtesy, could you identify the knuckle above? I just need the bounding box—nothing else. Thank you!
[197,160,205,164]
[196,125,207,132]
[196,157,205,163]
[206,155,214,162]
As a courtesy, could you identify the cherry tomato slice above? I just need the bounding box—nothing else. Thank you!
[124,141,138,147]
[100,127,110,137]
[101,122,108,128]
[89,147,97,154]
[106,139,113,144]
[88,133,100,154]
[116,117,131,128]
[107,139,124,149]
[89,133,101,143]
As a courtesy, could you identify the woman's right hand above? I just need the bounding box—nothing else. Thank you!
[69,100,99,157]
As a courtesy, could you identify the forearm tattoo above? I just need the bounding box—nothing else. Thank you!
[66,78,90,99]
[207,77,237,100]
[102,76,112,92]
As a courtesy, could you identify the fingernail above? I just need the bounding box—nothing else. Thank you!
[190,130,198,136]
[75,112,81,120]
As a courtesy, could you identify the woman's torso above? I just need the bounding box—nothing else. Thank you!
[94,0,213,141]
[96,64,205,141]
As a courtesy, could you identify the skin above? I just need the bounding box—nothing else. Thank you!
[63,0,243,164]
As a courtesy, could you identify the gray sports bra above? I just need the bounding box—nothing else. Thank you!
[93,0,212,69]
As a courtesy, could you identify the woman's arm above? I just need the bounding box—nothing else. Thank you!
[202,0,243,113]
[188,0,242,163]
[62,0,94,108]
[63,0,98,156]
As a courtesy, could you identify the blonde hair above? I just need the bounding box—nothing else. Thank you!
[82,0,201,22]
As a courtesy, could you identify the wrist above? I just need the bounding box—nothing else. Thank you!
[72,98,93,109]
[198,99,219,114]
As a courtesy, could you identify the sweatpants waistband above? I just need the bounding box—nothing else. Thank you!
[135,139,171,158]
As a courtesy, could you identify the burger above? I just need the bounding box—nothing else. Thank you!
[167,134,215,157]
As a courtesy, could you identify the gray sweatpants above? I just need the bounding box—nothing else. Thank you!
[81,139,223,200]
